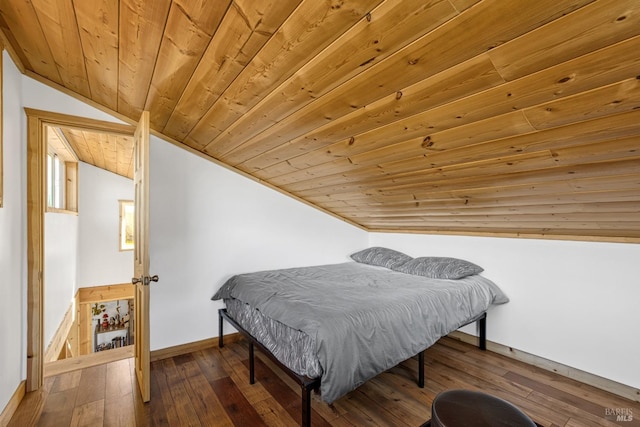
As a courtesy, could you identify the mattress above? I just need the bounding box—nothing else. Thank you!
[213,262,508,403]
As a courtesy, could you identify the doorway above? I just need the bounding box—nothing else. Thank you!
[26,109,137,391]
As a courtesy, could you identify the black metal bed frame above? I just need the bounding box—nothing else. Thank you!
[218,308,487,427]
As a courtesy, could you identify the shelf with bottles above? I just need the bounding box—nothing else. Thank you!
[92,298,133,353]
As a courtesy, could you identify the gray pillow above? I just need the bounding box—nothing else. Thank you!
[393,256,483,279]
[350,247,412,269]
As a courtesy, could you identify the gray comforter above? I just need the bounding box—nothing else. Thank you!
[212,262,508,403]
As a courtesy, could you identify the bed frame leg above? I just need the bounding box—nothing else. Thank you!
[302,383,312,427]
[418,350,425,388]
[249,342,255,384]
[479,313,487,351]
[218,309,224,348]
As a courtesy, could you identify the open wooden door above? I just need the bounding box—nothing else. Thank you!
[132,111,156,402]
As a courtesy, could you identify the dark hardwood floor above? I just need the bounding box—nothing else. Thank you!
[9,337,640,426]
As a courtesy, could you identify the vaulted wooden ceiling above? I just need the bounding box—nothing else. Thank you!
[60,128,135,179]
[2,0,640,241]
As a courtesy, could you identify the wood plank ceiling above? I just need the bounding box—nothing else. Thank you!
[2,0,639,241]
[60,129,135,179]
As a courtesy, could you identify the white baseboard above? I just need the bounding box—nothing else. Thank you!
[448,331,640,403]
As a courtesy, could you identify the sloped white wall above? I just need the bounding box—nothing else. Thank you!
[0,50,26,414]
[369,232,640,389]
[148,138,368,350]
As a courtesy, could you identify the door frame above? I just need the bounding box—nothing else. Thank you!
[25,108,135,391]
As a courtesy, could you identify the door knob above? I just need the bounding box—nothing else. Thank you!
[132,275,159,285]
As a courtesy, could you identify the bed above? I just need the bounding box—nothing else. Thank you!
[212,248,508,426]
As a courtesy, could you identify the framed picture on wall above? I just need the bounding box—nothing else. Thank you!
[119,200,134,251]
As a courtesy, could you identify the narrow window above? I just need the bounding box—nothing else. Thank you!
[46,127,78,213]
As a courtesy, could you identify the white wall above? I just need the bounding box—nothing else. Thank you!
[369,233,640,389]
[148,137,368,350]
[77,162,134,288]
[43,213,78,347]
[0,50,26,413]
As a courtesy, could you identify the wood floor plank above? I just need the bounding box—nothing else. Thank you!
[69,399,104,427]
[103,393,136,427]
[103,358,135,426]
[150,360,181,426]
[254,351,346,423]
[353,376,428,426]
[217,346,275,405]
[192,347,229,381]
[210,376,268,427]
[37,387,77,427]
[427,340,510,377]
[250,356,332,427]
[335,390,410,427]
[382,365,439,403]
[252,396,299,427]
[428,347,534,398]
[74,364,106,407]
[160,358,202,426]
[528,390,632,427]
[50,369,82,393]
[175,352,235,426]
[105,358,132,400]
[499,355,640,411]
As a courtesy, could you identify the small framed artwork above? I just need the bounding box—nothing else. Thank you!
[119,200,134,251]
